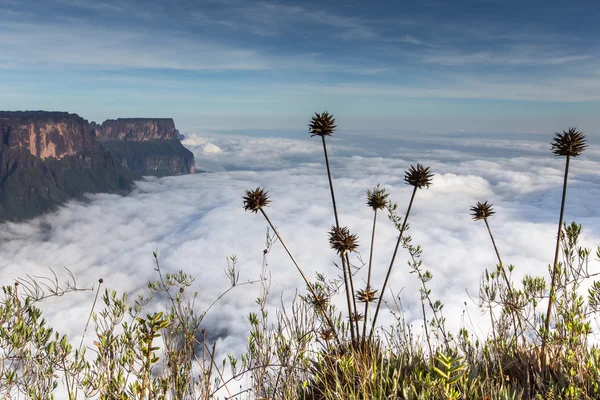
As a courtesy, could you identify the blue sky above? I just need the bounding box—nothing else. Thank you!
[0,0,599,133]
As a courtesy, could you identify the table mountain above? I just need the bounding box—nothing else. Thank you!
[0,111,138,221]
[96,118,195,177]
[0,112,196,221]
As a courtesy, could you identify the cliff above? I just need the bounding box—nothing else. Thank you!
[96,118,195,176]
[0,111,138,221]
[1,111,97,158]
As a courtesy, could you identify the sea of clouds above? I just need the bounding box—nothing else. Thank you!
[2,129,600,363]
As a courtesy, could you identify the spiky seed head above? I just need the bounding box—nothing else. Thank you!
[308,111,337,137]
[551,127,587,157]
[243,187,270,213]
[404,164,434,189]
[319,328,335,341]
[366,185,389,210]
[348,312,364,323]
[470,201,495,221]
[311,293,329,311]
[328,226,359,255]
[356,286,378,303]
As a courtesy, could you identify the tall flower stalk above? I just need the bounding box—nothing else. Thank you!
[370,164,433,338]
[329,226,360,341]
[471,201,524,346]
[310,112,361,339]
[471,202,503,271]
[359,186,388,342]
[542,128,587,354]
[309,112,341,228]
[243,187,340,345]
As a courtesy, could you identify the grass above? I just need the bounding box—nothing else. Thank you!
[1,118,600,399]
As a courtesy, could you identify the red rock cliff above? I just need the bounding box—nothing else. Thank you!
[97,118,178,141]
[0,111,98,159]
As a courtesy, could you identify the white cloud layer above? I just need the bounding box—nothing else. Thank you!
[2,130,600,367]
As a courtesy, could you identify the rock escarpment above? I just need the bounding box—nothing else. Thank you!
[97,118,195,177]
[0,111,138,221]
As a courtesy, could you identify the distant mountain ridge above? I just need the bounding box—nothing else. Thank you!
[0,111,196,221]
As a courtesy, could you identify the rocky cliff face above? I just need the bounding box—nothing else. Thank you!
[0,112,138,221]
[1,111,97,159]
[96,118,195,176]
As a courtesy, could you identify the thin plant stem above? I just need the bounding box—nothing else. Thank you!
[62,357,73,400]
[259,208,341,345]
[420,297,433,362]
[488,303,505,382]
[340,253,356,343]
[78,279,103,352]
[484,219,504,271]
[370,186,417,339]
[543,155,571,354]
[362,209,378,343]
[345,252,360,340]
[72,280,102,400]
[321,134,359,340]
[321,135,340,228]
[484,218,524,345]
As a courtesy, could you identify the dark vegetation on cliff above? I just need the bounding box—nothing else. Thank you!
[99,140,195,177]
[0,111,195,221]
[0,146,137,221]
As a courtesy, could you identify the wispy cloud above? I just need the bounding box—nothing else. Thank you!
[267,74,600,102]
[0,21,272,71]
[190,1,380,40]
[423,48,593,67]
[57,0,130,13]
[396,34,423,45]
[0,16,392,75]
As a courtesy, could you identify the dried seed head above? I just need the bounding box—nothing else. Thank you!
[243,187,271,213]
[311,293,329,311]
[356,286,378,303]
[404,164,434,189]
[328,226,359,254]
[470,201,495,221]
[319,328,335,341]
[308,111,337,137]
[366,185,389,210]
[551,127,587,157]
[348,312,364,323]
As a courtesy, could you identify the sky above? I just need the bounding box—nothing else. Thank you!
[1,0,600,132]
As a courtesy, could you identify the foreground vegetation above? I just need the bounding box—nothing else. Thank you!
[1,116,600,399]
